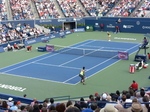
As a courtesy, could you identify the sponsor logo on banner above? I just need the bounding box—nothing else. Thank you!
[66,30,72,34]
[39,19,52,23]
[135,57,142,61]
[59,32,65,36]
[22,29,80,45]
[114,37,136,40]
[58,19,66,22]
[74,28,85,32]
[106,24,115,28]
[0,83,26,92]
[118,51,128,60]
[95,23,99,25]
[123,25,134,28]
[46,45,54,52]
[50,35,56,38]
[142,26,150,29]
[27,40,36,44]
[136,21,140,25]
[95,23,100,27]
[73,18,82,21]
[86,26,90,29]
[41,36,50,40]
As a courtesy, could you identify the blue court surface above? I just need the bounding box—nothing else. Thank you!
[0,40,140,85]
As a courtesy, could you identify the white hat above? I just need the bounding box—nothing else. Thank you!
[8,97,13,101]
[102,93,107,99]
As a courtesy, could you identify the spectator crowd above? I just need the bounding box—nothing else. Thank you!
[32,0,61,19]
[1,0,150,20]
[56,0,86,17]
[0,80,150,112]
[133,0,150,17]
[0,0,7,20]
[80,0,118,17]
[9,0,35,20]
[0,22,44,45]
[107,0,142,17]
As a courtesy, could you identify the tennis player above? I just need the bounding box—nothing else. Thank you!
[107,32,111,41]
[79,67,86,85]
[141,37,148,48]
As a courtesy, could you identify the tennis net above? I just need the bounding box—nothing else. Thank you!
[52,45,120,59]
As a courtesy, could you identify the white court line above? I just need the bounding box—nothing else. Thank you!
[63,57,113,83]
[60,41,107,66]
[32,40,95,63]
[33,62,81,70]
[81,45,128,50]
[2,62,33,73]
[1,40,95,73]
[33,40,99,70]
[88,43,141,71]
[1,53,61,73]
[63,53,118,83]
[0,40,92,70]
[92,39,140,44]
[73,43,142,85]
[63,43,141,83]
[59,55,84,66]
[1,40,141,85]
[0,72,75,85]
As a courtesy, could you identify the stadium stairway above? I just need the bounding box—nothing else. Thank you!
[77,0,90,17]
[53,0,65,18]
[5,0,13,20]
[30,0,40,19]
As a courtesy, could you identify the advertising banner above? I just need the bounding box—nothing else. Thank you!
[118,51,129,60]
[73,28,85,33]
[85,25,93,31]
[46,45,54,52]
[24,33,60,45]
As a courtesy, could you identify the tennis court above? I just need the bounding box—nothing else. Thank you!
[0,40,140,85]
[0,32,150,100]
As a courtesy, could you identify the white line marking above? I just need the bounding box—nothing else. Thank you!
[1,40,95,73]
[1,40,141,85]
[80,45,127,50]
[73,43,141,85]
[33,62,81,70]
[0,72,75,85]
[0,40,92,70]
[64,43,141,83]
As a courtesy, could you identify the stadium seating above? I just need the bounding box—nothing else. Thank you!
[133,0,150,17]
[80,0,118,17]
[32,0,61,19]
[0,22,45,45]
[0,0,150,20]
[0,0,7,20]
[9,0,35,20]
[107,0,142,17]
[56,0,86,17]
[0,89,150,111]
